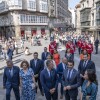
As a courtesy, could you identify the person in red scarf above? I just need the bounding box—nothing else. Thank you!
[77,38,82,54]
[49,40,57,55]
[81,39,87,52]
[66,40,75,60]
[86,40,93,60]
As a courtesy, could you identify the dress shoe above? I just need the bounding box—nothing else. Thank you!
[60,95,63,99]
[41,91,44,96]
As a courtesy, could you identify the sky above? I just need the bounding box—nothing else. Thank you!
[69,0,80,9]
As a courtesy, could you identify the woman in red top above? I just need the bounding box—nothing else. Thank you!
[53,49,60,66]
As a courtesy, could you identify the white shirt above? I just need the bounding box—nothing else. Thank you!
[47,68,51,77]
[67,69,74,79]
[83,60,88,67]
[62,63,66,70]
[34,59,37,67]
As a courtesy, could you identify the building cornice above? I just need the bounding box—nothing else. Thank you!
[80,7,91,12]
[95,0,100,3]
[80,0,86,3]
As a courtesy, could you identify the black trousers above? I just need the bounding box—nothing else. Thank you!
[45,91,58,100]
[65,91,77,100]
[35,77,43,92]
[78,48,81,54]
[95,46,98,54]
[6,86,20,100]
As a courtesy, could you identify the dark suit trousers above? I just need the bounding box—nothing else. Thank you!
[65,91,77,100]
[45,91,58,100]
[78,48,81,54]
[35,77,42,92]
[95,46,98,54]
[59,79,63,95]
[6,86,20,100]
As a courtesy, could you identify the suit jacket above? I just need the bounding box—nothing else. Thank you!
[78,60,96,75]
[3,66,20,88]
[63,68,81,97]
[40,68,58,93]
[41,52,50,61]
[57,63,67,79]
[7,48,13,57]
[30,59,44,76]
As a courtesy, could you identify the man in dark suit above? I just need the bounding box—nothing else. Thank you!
[30,52,44,95]
[57,57,68,99]
[40,60,58,100]
[94,38,99,54]
[63,60,81,100]
[7,46,14,60]
[3,60,20,100]
[41,47,50,62]
[78,53,96,85]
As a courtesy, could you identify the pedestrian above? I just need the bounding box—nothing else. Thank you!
[81,69,98,100]
[65,49,73,61]
[3,60,20,100]
[20,39,24,50]
[40,60,58,100]
[44,54,56,69]
[78,53,96,85]
[53,49,60,66]
[63,60,81,100]
[24,47,30,56]
[49,40,57,55]
[7,46,14,60]
[15,41,18,54]
[57,57,68,99]
[81,39,87,53]
[94,38,99,54]
[77,38,82,54]
[30,52,44,96]
[1,48,7,60]
[41,47,50,62]
[80,50,90,60]
[86,40,93,60]
[20,60,36,100]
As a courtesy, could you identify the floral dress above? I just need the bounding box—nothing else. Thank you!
[82,80,98,100]
[20,68,36,100]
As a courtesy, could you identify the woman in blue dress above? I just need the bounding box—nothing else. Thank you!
[81,69,98,100]
[20,60,36,100]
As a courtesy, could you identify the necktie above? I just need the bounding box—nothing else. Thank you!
[9,69,13,77]
[67,70,71,81]
[83,61,87,68]
[35,60,37,67]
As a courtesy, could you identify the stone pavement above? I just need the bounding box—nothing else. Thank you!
[0,39,100,100]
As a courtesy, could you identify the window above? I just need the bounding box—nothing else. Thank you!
[20,14,48,24]
[28,0,36,10]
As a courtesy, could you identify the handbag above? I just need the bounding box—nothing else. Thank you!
[31,83,36,89]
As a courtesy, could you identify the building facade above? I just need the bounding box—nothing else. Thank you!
[79,0,96,35]
[96,0,100,39]
[49,0,72,32]
[75,4,81,34]
[0,0,72,39]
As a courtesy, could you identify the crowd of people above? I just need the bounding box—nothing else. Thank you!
[2,33,99,100]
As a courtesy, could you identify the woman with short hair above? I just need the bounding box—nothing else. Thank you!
[20,60,36,100]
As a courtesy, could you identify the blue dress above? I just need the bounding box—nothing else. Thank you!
[82,80,98,100]
[20,68,36,100]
